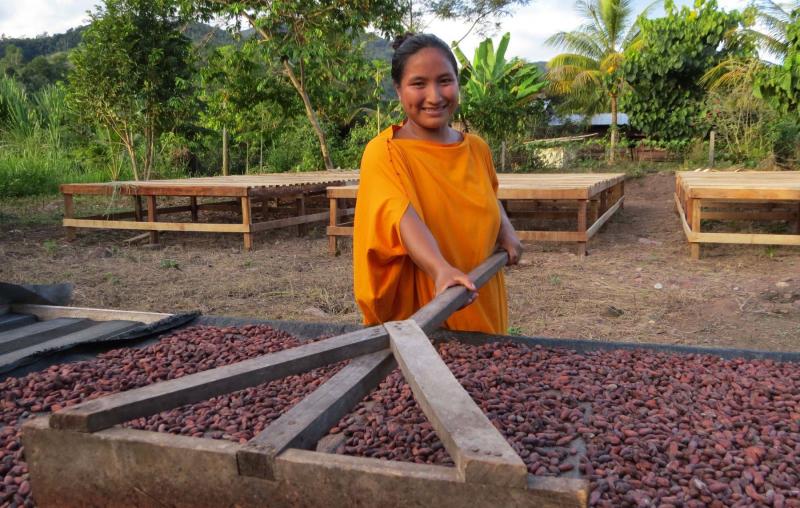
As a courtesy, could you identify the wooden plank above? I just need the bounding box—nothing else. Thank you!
[694,231,800,246]
[63,218,250,233]
[410,251,508,334]
[0,318,92,354]
[0,320,141,369]
[674,193,698,242]
[49,326,390,433]
[515,230,586,242]
[249,208,354,233]
[237,349,396,479]
[586,196,624,239]
[327,225,354,236]
[0,314,36,332]
[699,211,796,221]
[385,320,528,488]
[10,304,172,324]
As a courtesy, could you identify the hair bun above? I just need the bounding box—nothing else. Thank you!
[392,32,415,51]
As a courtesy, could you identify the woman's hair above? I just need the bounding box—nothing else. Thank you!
[391,33,458,85]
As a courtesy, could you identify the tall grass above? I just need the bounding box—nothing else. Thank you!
[0,77,124,197]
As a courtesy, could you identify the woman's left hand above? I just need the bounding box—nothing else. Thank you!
[497,229,523,265]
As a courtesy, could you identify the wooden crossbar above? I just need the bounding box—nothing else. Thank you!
[386,319,528,488]
[50,252,510,433]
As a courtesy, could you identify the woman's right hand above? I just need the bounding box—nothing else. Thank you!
[434,264,478,308]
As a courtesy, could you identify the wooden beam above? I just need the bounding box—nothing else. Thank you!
[146,195,158,245]
[63,194,75,241]
[515,230,586,242]
[385,320,528,488]
[63,218,250,233]
[10,304,172,324]
[586,196,624,239]
[237,349,395,479]
[410,252,508,335]
[694,231,800,246]
[49,326,390,433]
[241,196,253,251]
[690,198,701,260]
[329,197,339,256]
[249,209,354,233]
[576,200,587,256]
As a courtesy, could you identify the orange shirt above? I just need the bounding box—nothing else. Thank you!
[353,125,507,334]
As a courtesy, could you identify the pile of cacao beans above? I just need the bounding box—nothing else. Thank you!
[1,325,799,507]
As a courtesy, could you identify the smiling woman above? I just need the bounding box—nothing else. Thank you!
[352,33,523,334]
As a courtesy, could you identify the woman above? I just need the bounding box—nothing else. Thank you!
[353,33,522,334]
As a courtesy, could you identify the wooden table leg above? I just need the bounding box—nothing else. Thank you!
[190,197,198,222]
[576,200,587,257]
[296,195,306,237]
[63,194,75,241]
[329,197,339,256]
[146,196,159,245]
[690,198,701,260]
[133,196,143,221]
[242,196,253,251]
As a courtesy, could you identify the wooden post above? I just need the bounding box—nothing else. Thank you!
[795,202,800,234]
[296,194,306,237]
[64,194,75,241]
[190,197,198,222]
[576,200,587,257]
[690,198,701,260]
[133,196,143,222]
[329,197,339,256]
[146,196,159,245]
[709,130,716,168]
[242,196,253,251]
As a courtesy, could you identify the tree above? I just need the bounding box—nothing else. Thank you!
[622,0,748,143]
[454,32,546,167]
[191,0,405,170]
[418,1,533,43]
[69,0,193,181]
[545,0,649,161]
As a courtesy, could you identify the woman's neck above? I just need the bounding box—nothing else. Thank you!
[395,120,462,144]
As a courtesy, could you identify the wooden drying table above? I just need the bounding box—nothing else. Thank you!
[327,173,625,256]
[60,172,359,250]
[675,171,800,259]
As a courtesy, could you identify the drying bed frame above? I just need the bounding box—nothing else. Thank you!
[22,252,588,508]
[61,172,359,251]
[327,173,625,256]
[675,171,800,259]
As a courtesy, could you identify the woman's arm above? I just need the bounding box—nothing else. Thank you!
[399,206,478,304]
[496,200,523,265]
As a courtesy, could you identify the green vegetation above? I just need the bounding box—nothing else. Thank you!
[2,0,799,199]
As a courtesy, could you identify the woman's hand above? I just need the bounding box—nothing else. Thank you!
[433,264,478,307]
[496,200,523,265]
[497,228,523,265]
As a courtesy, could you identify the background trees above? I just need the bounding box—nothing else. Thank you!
[545,0,649,161]
[68,0,193,181]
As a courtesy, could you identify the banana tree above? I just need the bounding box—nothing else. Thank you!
[453,33,547,169]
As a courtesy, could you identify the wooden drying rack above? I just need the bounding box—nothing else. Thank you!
[23,252,588,507]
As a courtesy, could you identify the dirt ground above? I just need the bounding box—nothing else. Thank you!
[1,171,799,352]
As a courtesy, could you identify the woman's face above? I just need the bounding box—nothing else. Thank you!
[395,47,459,135]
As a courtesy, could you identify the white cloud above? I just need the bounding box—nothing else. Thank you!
[0,0,94,39]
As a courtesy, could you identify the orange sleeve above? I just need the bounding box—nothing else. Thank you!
[352,137,416,325]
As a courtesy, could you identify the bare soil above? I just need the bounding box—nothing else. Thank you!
[1,171,799,352]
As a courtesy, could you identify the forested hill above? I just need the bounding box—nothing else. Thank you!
[0,27,87,62]
[0,23,237,63]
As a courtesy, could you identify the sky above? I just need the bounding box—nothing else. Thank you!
[0,0,750,63]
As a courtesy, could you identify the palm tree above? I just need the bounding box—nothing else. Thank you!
[545,0,651,161]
